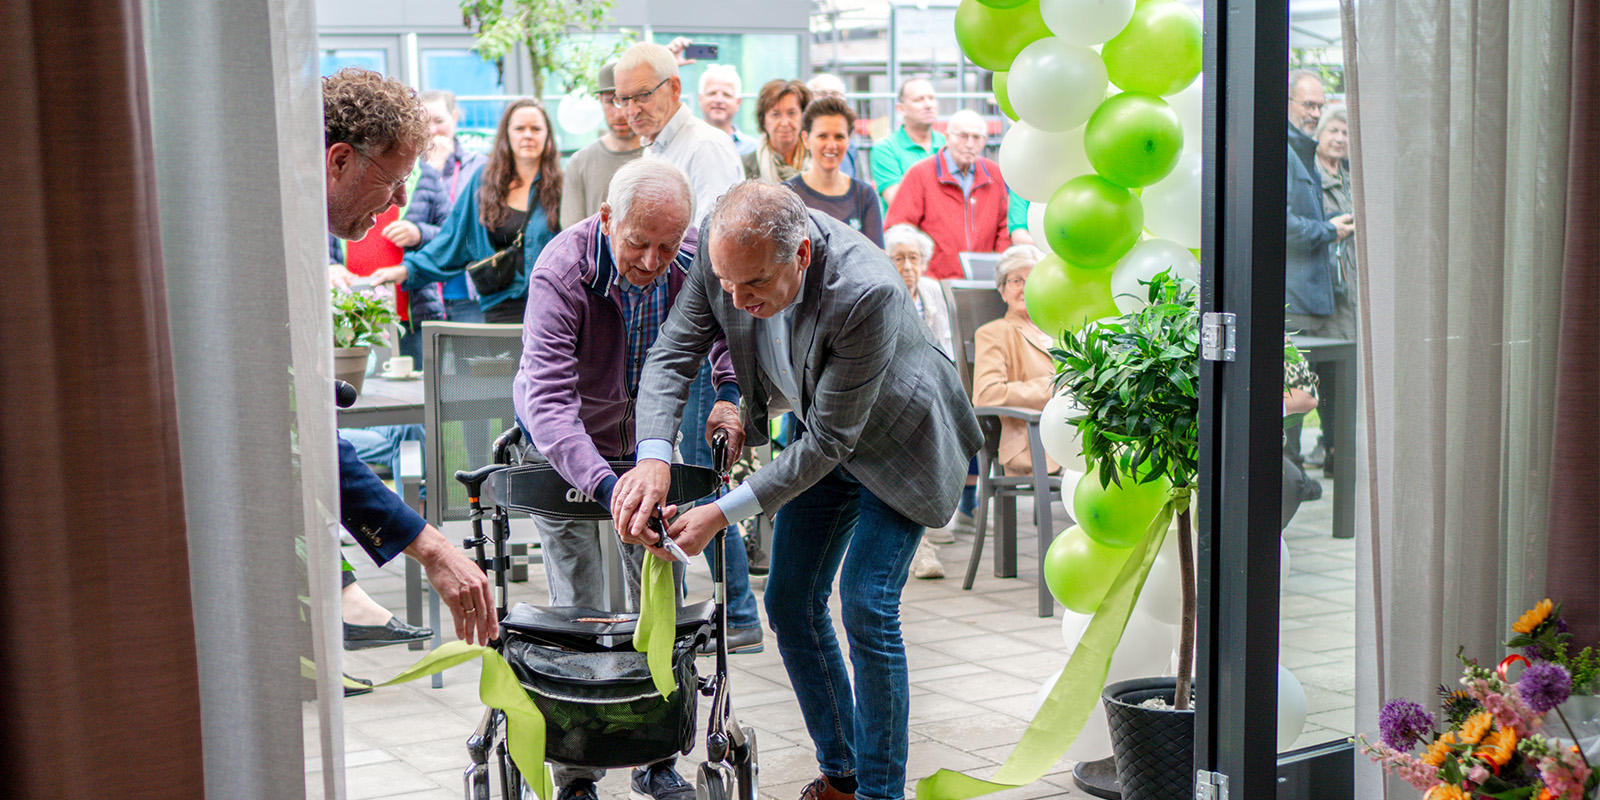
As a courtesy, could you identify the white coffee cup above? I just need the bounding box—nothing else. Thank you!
[381,356,414,377]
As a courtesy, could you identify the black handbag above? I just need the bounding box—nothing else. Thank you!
[465,229,522,295]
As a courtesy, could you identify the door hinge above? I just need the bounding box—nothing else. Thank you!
[1201,312,1236,362]
[1196,770,1229,800]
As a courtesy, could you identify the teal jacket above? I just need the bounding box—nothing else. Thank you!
[402,167,556,311]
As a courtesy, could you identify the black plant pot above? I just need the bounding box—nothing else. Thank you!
[1103,677,1195,800]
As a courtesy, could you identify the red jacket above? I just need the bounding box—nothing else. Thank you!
[884,151,1012,280]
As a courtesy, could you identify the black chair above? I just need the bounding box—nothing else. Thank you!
[941,279,1067,618]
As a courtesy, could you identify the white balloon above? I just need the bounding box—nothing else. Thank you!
[1280,536,1292,590]
[1137,525,1184,625]
[1278,664,1308,750]
[1166,74,1204,154]
[999,122,1092,203]
[1110,239,1201,314]
[556,90,604,136]
[1062,609,1094,652]
[1141,151,1202,248]
[1112,608,1178,681]
[1041,0,1136,46]
[1039,393,1087,472]
[1065,698,1116,761]
[1007,38,1108,132]
[1028,198,1050,251]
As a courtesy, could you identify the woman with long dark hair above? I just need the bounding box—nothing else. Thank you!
[373,98,562,324]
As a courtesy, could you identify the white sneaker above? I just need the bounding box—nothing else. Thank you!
[925,525,956,545]
[912,540,945,579]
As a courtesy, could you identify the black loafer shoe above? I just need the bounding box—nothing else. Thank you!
[698,624,765,656]
[343,673,374,697]
[344,617,434,650]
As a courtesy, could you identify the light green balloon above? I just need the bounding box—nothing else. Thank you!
[954,0,1052,72]
[1043,175,1145,268]
[1023,253,1121,339]
[993,71,1018,121]
[1101,0,1203,96]
[1073,464,1172,549]
[978,0,1033,8]
[1084,92,1184,188]
[1044,524,1135,614]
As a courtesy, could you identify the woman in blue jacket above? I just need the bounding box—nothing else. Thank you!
[373,98,562,324]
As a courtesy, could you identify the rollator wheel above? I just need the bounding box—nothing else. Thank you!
[733,726,759,800]
[696,761,735,800]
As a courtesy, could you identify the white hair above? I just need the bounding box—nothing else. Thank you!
[883,224,934,261]
[993,244,1044,292]
[616,42,679,83]
[608,159,694,225]
[709,181,809,263]
[946,109,986,134]
[699,64,743,96]
[807,73,846,97]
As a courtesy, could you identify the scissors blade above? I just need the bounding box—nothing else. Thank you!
[648,505,692,564]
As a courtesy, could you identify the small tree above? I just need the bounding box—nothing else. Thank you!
[459,0,630,99]
[1053,270,1200,708]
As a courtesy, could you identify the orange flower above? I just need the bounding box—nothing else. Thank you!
[1458,712,1493,745]
[1424,785,1467,800]
[1514,599,1554,634]
[1540,790,1556,800]
[1422,732,1459,767]
[1477,727,1517,767]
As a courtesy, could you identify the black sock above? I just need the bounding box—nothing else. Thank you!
[826,775,857,794]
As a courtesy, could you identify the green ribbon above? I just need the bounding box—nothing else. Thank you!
[915,496,1183,800]
[634,554,678,699]
[376,642,555,800]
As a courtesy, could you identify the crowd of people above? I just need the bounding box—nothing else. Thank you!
[321,48,1358,800]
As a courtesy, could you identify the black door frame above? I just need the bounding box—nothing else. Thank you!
[1195,0,1291,797]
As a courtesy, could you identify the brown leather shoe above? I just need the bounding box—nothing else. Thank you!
[799,776,854,800]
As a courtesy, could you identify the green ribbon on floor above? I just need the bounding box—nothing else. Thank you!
[377,642,556,800]
[915,495,1183,800]
[635,554,678,699]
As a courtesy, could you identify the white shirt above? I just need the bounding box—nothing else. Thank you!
[642,104,745,226]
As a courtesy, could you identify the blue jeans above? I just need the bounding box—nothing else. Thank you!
[764,465,924,800]
[678,360,761,631]
[341,425,425,500]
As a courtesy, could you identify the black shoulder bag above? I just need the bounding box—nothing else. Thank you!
[466,180,539,295]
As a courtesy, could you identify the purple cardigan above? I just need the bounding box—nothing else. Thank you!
[512,214,736,498]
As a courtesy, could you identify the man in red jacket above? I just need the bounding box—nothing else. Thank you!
[883,109,1011,281]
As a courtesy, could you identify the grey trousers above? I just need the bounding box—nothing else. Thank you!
[519,443,681,785]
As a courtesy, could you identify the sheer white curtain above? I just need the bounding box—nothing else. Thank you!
[1346,0,1573,796]
[147,0,345,797]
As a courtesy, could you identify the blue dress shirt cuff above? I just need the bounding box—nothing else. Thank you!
[637,438,675,465]
[715,483,763,525]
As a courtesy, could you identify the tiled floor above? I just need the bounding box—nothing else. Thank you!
[319,462,1355,800]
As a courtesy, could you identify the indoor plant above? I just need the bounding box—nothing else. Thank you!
[331,286,397,395]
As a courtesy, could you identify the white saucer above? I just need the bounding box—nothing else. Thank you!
[380,370,423,381]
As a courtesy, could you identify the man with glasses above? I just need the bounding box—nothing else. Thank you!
[612,41,744,226]
[883,109,1011,281]
[1284,69,1355,481]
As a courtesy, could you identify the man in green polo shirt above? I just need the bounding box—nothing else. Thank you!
[870,77,943,213]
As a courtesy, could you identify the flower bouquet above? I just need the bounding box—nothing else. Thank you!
[1361,600,1600,799]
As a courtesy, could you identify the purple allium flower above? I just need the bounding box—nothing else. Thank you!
[1378,699,1434,750]
[1518,661,1573,715]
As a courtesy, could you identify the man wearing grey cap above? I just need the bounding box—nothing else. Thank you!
[559,60,645,229]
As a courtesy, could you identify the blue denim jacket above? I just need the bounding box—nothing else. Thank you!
[1286,126,1338,317]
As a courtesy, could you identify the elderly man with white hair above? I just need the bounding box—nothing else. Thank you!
[510,158,763,800]
[698,63,758,157]
[883,108,1012,281]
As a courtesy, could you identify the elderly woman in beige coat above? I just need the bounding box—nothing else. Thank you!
[972,244,1062,476]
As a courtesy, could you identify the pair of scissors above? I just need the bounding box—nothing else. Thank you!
[645,504,692,564]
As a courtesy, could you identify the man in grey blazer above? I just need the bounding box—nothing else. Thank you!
[612,181,982,800]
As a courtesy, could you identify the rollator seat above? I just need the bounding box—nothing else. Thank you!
[495,461,721,520]
[501,600,718,648]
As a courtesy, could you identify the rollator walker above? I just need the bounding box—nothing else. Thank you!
[454,427,759,800]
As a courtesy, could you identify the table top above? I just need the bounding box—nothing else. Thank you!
[338,376,424,428]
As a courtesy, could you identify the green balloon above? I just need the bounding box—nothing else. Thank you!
[993,71,1018,121]
[1073,464,1172,549]
[977,0,1033,8]
[955,0,1051,72]
[1102,0,1203,96]
[1023,253,1121,339]
[1044,524,1135,614]
[1084,92,1184,188]
[1044,175,1145,268]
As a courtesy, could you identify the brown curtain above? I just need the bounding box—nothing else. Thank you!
[0,0,204,798]
[1545,0,1600,644]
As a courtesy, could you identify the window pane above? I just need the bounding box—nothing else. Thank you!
[421,49,502,95]
[320,49,386,76]
[653,32,802,136]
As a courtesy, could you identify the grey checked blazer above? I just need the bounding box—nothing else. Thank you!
[635,210,982,528]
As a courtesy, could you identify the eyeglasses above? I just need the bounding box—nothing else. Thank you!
[1293,99,1325,113]
[613,77,670,108]
[1004,276,1027,288]
[351,146,408,193]
[890,253,924,265]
